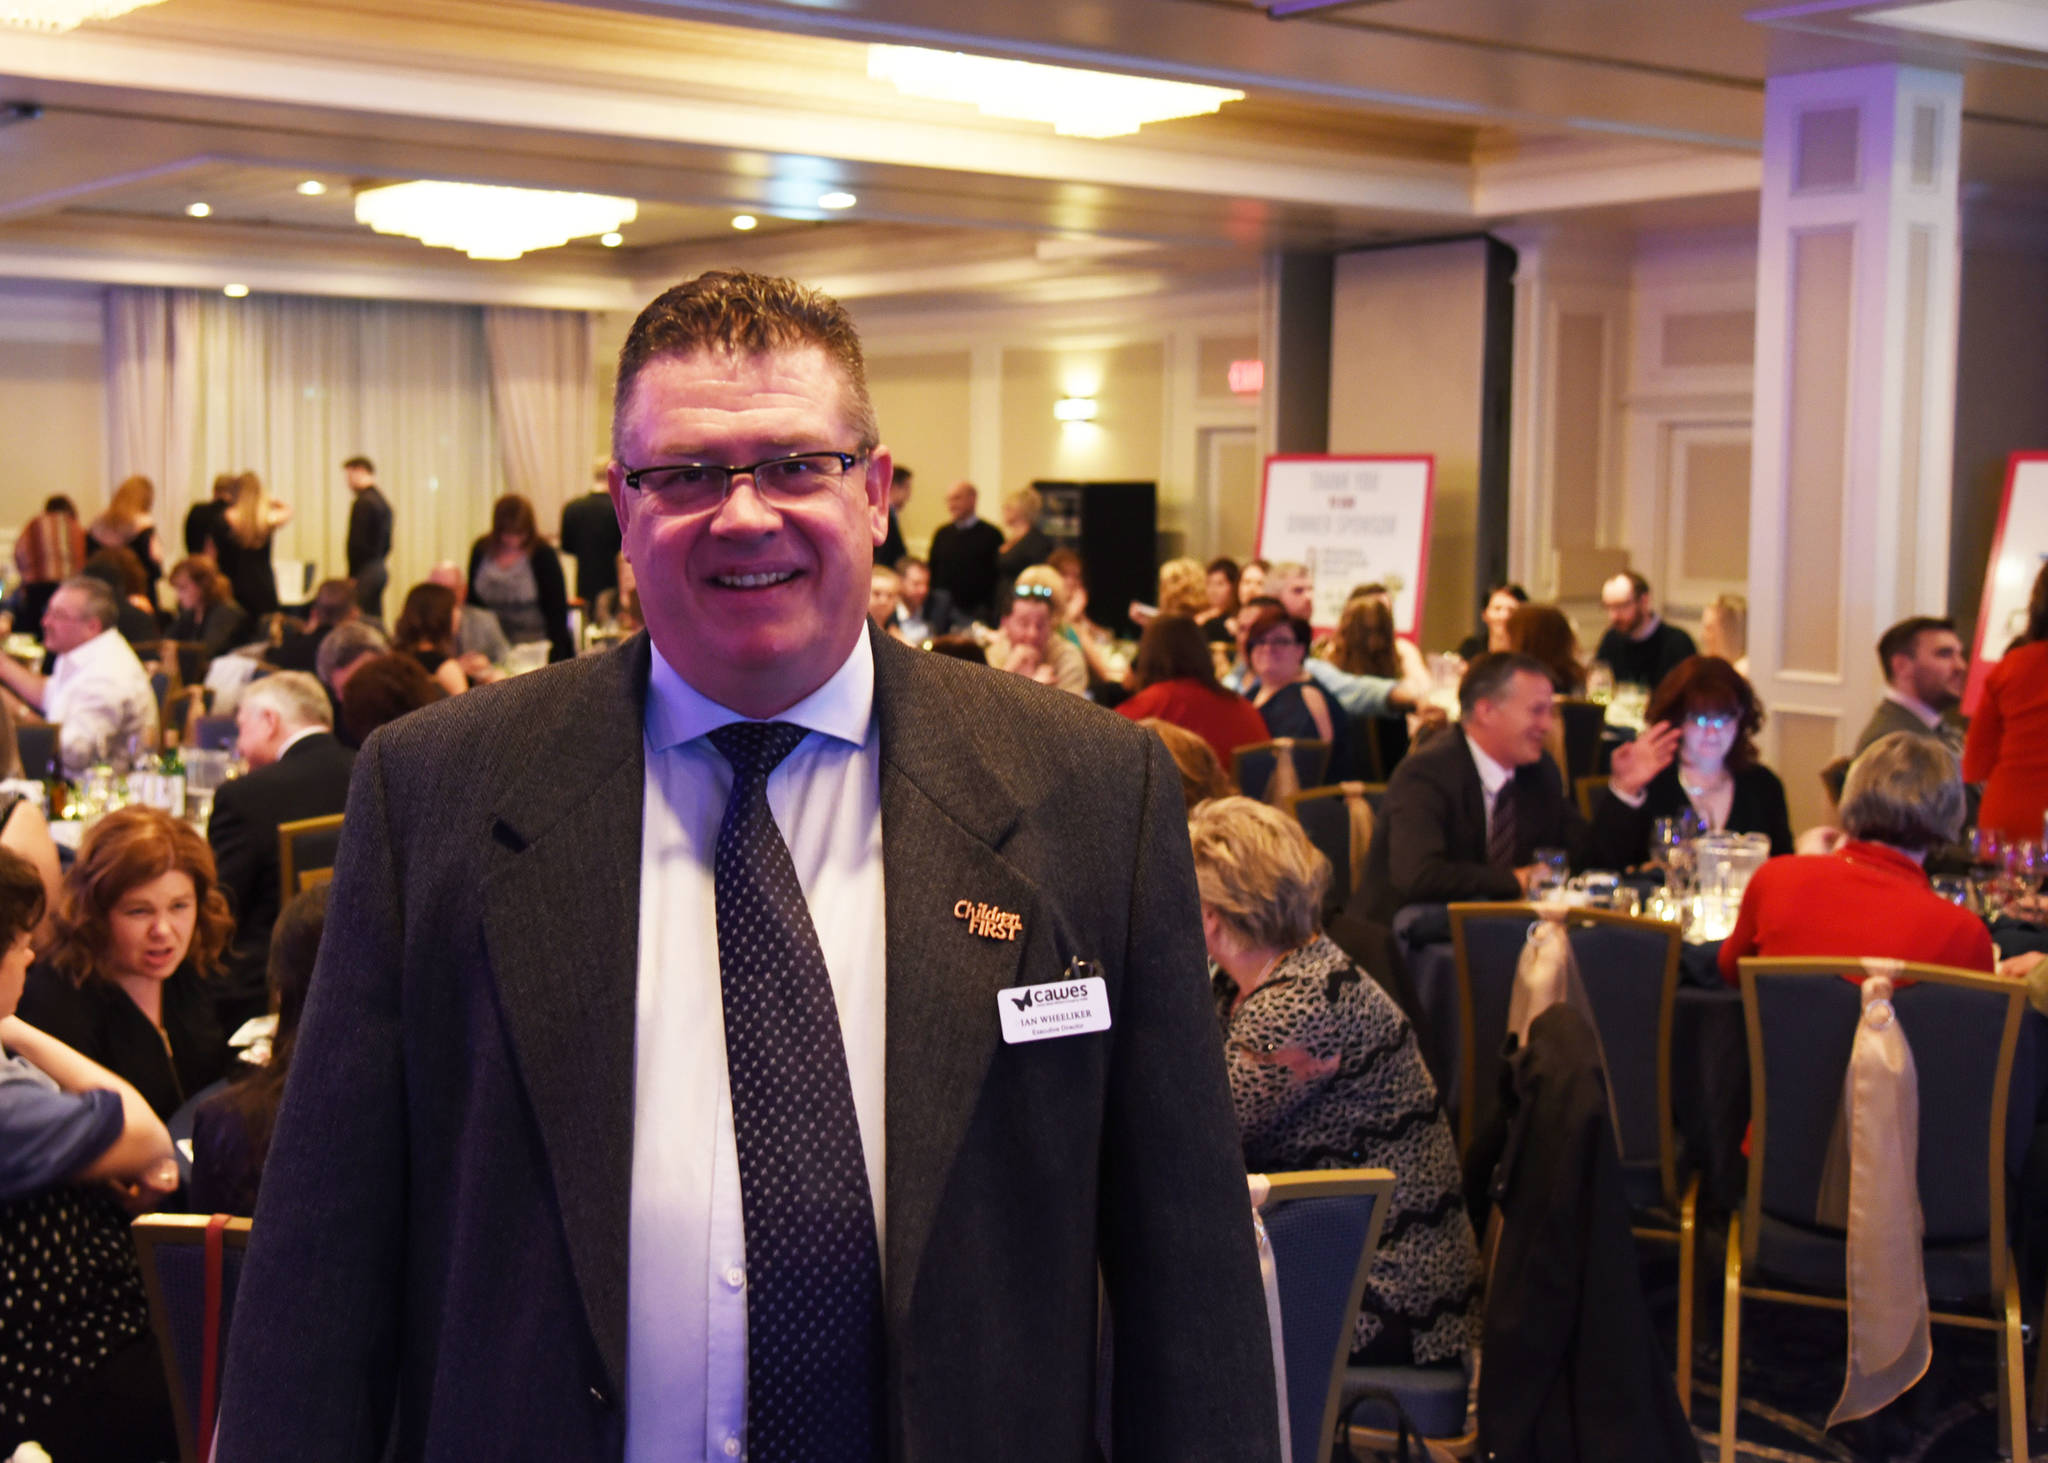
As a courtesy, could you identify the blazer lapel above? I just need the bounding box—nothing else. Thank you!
[479,637,649,1396]
[871,635,1067,1327]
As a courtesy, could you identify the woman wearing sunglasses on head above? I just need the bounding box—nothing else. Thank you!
[1611,654,1793,867]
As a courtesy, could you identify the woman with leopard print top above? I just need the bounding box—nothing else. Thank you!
[1191,796,1481,1367]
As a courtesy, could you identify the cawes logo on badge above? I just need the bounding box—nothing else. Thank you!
[996,977,1111,1045]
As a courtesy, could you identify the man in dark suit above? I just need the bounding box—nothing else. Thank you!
[218,270,1277,1463]
[205,670,356,1031]
[1595,572,1697,691]
[561,459,624,605]
[1357,652,1677,925]
[926,479,1003,624]
[892,556,960,643]
[343,456,393,622]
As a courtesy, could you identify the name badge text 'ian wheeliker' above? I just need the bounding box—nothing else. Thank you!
[997,977,1111,1044]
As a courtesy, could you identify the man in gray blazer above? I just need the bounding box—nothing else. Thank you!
[217,271,1278,1463]
[1853,615,1970,761]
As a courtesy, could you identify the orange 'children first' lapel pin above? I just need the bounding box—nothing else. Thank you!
[954,899,1022,942]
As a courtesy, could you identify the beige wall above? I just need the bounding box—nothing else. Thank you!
[1951,239,2048,645]
[1329,240,1492,652]
[865,349,972,556]
[1000,341,1165,524]
[0,281,107,530]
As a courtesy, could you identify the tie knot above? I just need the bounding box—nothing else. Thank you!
[708,720,809,786]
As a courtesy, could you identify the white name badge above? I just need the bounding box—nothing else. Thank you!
[998,976,1111,1044]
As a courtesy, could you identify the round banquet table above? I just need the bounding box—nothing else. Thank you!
[1391,902,2048,1217]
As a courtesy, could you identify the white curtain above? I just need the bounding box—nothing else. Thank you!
[484,306,595,531]
[104,286,200,525]
[167,289,506,604]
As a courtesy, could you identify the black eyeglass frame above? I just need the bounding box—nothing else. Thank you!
[619,451,866,500]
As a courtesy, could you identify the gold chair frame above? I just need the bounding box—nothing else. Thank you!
[277,812,345,903]
[1230,738,1332,805]
[1723,957,2029,1461]
[133,1213,255,1463]
[1573,774,1609,822]
[1448,901,1698,1406]
[1258,1169,1400,1462]
[1283,782,1386,901]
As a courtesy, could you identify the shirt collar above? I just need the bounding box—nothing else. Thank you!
[279,725,327,758]
[1633,612,1662,643]
[58,627,125,669]
[1465,731,1513,797]
[1883,687,1944,729]
[645,632,874,753]
[1834,838,1930,884]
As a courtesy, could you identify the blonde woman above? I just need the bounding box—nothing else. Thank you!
[1190,796,1479,1368]
[88,475,162,605]
[994,486,1054,597]
[207,471,293,619]
[1134,556,1210,631]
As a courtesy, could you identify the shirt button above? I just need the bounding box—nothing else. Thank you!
[722,1437,741,1457]
[724,1265,745,1290]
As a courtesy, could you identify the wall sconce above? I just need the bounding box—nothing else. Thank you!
[1055,395,1098,422]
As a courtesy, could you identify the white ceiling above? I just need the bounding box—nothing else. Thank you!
[0,0,2041,308]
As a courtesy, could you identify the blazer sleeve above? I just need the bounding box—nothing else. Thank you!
[1100,733,1282,1462]
[205,781,265,929]
[216,734,408,1460]
[532,545,574,663]
[1747,766,1794,856]
[1384,758,1522,906]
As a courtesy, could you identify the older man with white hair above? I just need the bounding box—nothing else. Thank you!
[0,574,157,776]
[207,670,357,1029]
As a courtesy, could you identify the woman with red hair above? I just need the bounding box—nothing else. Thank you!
[14,806,236,1119]
[1611,655,1793,866]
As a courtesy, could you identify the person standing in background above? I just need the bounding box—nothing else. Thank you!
[343,456,393,623]
[561,457,624,606]
[468,494,574,663]
[12,496,87,641]
[87,476,162,609]
[926,479,1002,624]
[185,474,237,559]
[878,463,911,570]
[210,472,292,622]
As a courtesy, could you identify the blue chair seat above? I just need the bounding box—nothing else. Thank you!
[1750,1211,1993,1309]
[1340,1363,1469,1438]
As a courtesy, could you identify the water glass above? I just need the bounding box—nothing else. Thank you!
[1529,847,1568,899]
[1931,875,1973,907]
[1586,661,1614,705]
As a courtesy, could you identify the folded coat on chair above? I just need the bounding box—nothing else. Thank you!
[1477,1005,1700,1463]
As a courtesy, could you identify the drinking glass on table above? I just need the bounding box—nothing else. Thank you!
[1528,847,1568,900]
[2005,839,2047,895]
[1931,875,1973,907]
[1585,661,1614,705]
[1652,811,1705,878]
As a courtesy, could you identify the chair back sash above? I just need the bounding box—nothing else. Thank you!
[1507,912,1621,1148]
[1822,969,1931,1427]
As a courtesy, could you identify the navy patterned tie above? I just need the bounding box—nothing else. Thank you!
[1488,778,1518,871]
[707,721,882,1463]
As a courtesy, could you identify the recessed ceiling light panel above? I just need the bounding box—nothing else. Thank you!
[186,201,211,218]
[868,45,1243,137]
[296,180,328,196]
[817,191,857,210]
[732,214,759,231]
[0,0,167,32]
[352,180,639,260]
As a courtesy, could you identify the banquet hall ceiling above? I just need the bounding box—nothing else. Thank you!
[0,0,2044,307]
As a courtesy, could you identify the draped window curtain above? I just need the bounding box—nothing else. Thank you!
[103,287,595,612]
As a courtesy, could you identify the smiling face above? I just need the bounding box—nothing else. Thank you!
[608,347,890,718]
[1483,590,1520,651]
[41,586,101,656]
[1247,625,1306,684]
[1466,668,1556,768]
[1678,703,1739,773]
[105,868,198,987]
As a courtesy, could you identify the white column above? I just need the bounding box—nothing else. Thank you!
[1746,64,1963,831]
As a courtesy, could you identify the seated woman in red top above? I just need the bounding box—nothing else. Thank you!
[1962,561,2048,842]
[1719,731,1993,984]
[1117,614,1270,770]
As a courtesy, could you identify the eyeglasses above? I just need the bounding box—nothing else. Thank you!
[619,451,864,512]
[1012,584,1056,603]
[1248,637,1301,654]
[1687,714,1735,731]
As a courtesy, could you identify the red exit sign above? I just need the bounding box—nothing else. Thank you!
[1227,359,1264,396]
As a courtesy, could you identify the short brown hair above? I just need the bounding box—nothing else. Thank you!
[1188,796,1329,949]
[1140,719,1234,811]
[170,556,232,608]
[340,653,448,744]
[1329,595,1399,679]
[393,582,458,653]
[310,578,358,629]
[1646,655,1762,770]
[46,806,234,986]
[0,846,46,947]
[612,270,877,455]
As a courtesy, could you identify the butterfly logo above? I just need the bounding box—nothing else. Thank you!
[1010,990,1036,1012]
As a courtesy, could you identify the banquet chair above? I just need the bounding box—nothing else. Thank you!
[191,713,239,753]
[278,812,345,902]
[1256,1168,1396,1463]
[15,721,59,781]
[1573,775,1609,822]
[1450,902,1699,1402]
[1723,959,2029,1461]
[133,1213,253,1463]
[1557,698,1608,780]
[1285,783,1383,911]
[1233,739,1331,805]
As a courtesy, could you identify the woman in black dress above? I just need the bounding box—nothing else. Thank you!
[14,806,237,1121]
[86,475,162,607]
[1244,602,1350,782]
[209,470,293,621]
[166,556,252,663]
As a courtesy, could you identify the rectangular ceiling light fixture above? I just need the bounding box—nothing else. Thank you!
[1858,0,2048,52]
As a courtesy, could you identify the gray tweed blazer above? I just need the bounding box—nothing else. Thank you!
[216,627,1279,1463]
